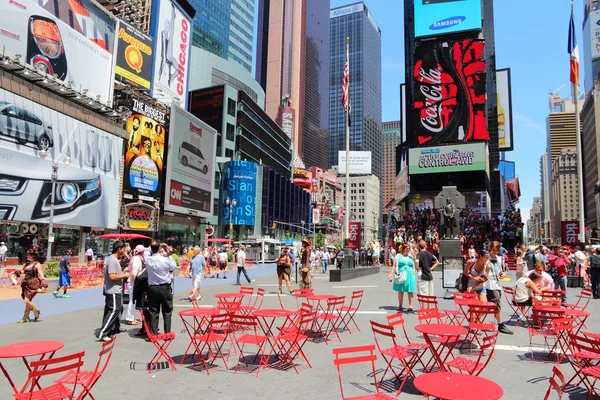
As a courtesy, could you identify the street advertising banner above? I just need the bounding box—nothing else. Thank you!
[590,10,600,60]
[115,20,154,90]
[408,143,487,175]
[505,177,521,205]
[124,99,166,200]
[414,0,482,38]
[0,88,122,228]
[189,85,225,133]
[222,161,258,226]
[395,168,409,202]
[338,151,372,174]
[412,39,488,147]
[496,69,514,151]
[561,221,580,246]
[348,221,361,250]
[121,202,158,231]
[151,0,192,107]
[165,105,217,218]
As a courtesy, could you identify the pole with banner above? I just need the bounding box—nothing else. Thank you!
[568,3,585,244]
[342,37,354,269]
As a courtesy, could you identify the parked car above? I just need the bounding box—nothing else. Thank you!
[178,141,208,174]
[0,102,54,150]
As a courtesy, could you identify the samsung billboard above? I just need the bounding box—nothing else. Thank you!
[414,0,482,38]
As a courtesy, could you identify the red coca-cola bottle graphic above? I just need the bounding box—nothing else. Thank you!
[412,39,488,146]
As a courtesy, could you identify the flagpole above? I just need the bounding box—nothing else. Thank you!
[344,37,350,244]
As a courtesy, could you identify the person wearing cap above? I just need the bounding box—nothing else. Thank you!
[300,239,312,288]
[0,241,7,267]
[125,245,146,325]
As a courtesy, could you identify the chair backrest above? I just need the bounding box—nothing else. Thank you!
[92,336,117,377]
[230,315,260,335]
[208,314,231,331]
[370,320,399,354]
[326,296,346,313]
[530,310,564,329]
[468,303,498,324]
[533,298,561,307]
[217,300,241,315]
[569,333,600,358]
[470,330,499,376]
[253,288,265,310]
[297,311,317,334]
[386,313,411,343]
[541,290,564,300]
[347,290,364,310]
[544,366,566,400]
[21,351,85,397]
[293,288,314,297]
[503,286,515,296]
[140,311,157,341]
[332,345,381,399]
[417,294,438,309]
[239,286,254,306]
[416,307,443,324]
[575,288,593,311]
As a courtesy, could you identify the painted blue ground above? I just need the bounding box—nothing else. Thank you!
[0,263,277,325]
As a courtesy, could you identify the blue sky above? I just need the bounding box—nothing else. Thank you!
[330,0,585,225]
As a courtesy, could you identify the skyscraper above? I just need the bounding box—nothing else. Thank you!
[382,121,402,211]
[329,2,382,180]
[188,0,254,72]
[256,0,330,169]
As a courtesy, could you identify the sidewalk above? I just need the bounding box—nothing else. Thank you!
[0,263,276,325]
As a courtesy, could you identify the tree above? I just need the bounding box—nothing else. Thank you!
[294,232,302,240]
[284,231,292,240]
[315,232,325,249]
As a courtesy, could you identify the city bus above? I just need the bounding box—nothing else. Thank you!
[234,238,286,263]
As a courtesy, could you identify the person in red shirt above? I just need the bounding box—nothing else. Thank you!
[553,248,569,303]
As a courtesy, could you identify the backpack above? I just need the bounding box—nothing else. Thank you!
[455,273,469,293]
[590,255,600,271]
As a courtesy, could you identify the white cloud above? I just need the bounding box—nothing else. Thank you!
[514,113,545,136]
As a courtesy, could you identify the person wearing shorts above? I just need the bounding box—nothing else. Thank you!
[484,242,513,335]
[189,246,205,301]
[217,250,228,279]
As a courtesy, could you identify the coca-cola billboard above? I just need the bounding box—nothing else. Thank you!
[348,222,362,250]
[412,39,488,147]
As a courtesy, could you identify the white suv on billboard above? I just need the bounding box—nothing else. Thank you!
[0,102,54,150]
[178,141,208,174]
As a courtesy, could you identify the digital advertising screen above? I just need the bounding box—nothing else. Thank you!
[414,0,482,38]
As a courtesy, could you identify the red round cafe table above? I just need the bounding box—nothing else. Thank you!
[414,324,467,372]
[0,340,64,394]
[414,372,504,400]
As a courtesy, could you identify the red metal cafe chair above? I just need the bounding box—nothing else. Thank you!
[239,286,254,304]
[527,310,564,363]
[565,333,600,398]
[544,366,566,400]
[445,292,478,325]
[239,288,265,316]
[465,304,498,350]
[140,312,177,373]
[387,313,429,371]
[503,286,529,326]
[55,336,117,400]
[550,318,574,364]
[370,320,417,394]
[192,314,232,374]
[293,288,315,308]
[230,315,270,376]
[269,311,317,374]
[445,331,498,376]
[416,294,440,309]
[14,352,86,400]
[339,290,364,334]
[332,344,397,400]
[316,296,346,344]
[562,287,593,312]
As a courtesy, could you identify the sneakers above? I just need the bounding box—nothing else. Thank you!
[498,324,513,335]
[53,291,59,298]
[196,295,203,301]
[62,294,71,299]
[97,335,112,342]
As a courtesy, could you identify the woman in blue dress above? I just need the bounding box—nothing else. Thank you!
[390,244,416,311]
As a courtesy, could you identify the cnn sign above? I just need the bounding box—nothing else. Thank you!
[561,221,580,246]
[348,222,361,250]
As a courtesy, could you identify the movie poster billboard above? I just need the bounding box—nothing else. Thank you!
[124,99,166,200]
[164,105,217,218]
[151,0,192,107]
[0,88,122,228]
[496,68,514,151]
[115,20,154,90]
[0,0,116,104]
[412,39,488,147]
[223,161,258,226]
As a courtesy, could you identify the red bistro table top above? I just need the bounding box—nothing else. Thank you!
[415,324,468,337]
[179,308,220,317]
[414,372,504,400]
[0,341,64,359]
[306,294,335,301]
[215,293,246,298]
[455,299,496,307]
[252,309,295,318]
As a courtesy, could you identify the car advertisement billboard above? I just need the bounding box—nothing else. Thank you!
[115,20,154,90]
[496,68,514,151]
[338,151,372,174]
[151,0,191,107]
[123,99,166,200]
[222,161,258,226]
[164,105,217,218]
[0,88,122,228]
[408,143,487,175]
[189,85,225,133]
[412,39,488,147]
[0,0,116,104]
[414,0,482,38]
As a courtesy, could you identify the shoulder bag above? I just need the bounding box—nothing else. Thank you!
[394,256,408,285]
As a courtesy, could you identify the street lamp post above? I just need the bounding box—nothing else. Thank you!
[225,197,237,240]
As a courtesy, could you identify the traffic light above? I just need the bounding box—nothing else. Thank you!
[272,222,277,230]
[540,228,544,235]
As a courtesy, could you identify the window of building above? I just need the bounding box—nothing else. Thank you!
[226,148,234,158]
[226,123,235,141]
[227,98,237,117]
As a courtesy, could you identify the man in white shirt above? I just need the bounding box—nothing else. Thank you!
[484,242,513,335]
[217,249,229,279]
[574,246,588,286]
[0,242,7,267]
[527,262,554,291]
[235,246,252,285]
[145,241,176,335]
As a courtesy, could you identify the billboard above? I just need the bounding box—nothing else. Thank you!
[505,177,521,205]
[164,105,217,218]
[189,85,225,133]
[115,20,154,90]
[0,88,122,228]
[151,0,192,107]
[277,107,295,140]
[412,39,488,147]
[338,151,372,174]
[395,169,409,202]
[496,69,514,151]
[408,143,487,175]
[561,221,580,246]
[0,0,116,104]
[414,0,482,38]
[348,221,361,249]
[222,161,258,226]
[123,99,166,200]
[591,10,600,60]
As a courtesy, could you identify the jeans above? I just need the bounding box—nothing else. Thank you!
[236,267,251,284]
[554,276,567,302]
[321,260,327,273]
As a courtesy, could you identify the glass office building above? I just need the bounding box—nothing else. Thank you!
[188,0,254,72]
[329,2,382,180]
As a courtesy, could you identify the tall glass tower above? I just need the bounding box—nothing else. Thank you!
[329,2,382,180]
[188,0,254,72]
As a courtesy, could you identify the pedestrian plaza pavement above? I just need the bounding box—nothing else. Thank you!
[0,266,597,399]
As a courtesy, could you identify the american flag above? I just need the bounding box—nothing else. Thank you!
[342,54,351,126]
[568,6,579,86]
